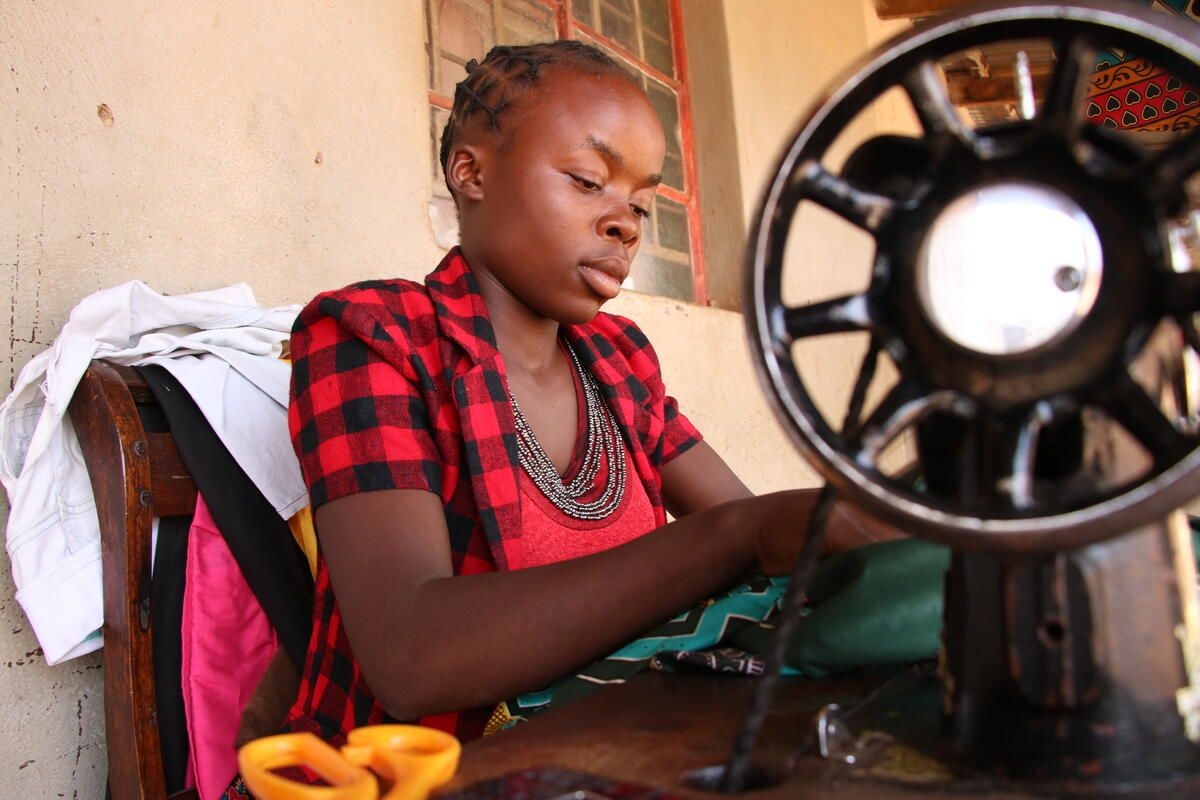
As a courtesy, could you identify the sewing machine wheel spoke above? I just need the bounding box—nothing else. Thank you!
[782,293,875,341]
[902,60,981,156]
[847,380,969,469]
[1040,35,1097,142]
[786,161,895,235]
[1000,405,1050,511]
[1102,372,1198,468]
[843,337,885,430]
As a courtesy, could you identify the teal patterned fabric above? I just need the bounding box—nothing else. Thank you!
[497,574,789,729]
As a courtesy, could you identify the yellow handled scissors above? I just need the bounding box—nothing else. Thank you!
[238,725,461,800]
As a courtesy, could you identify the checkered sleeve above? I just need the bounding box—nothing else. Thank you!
[289,292,443,509]
[603,314,703,466]
[661,387,703,464]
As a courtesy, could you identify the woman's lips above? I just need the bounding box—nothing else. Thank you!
[579,263,626,299]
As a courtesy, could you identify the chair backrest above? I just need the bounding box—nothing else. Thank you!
[68,361,199,800]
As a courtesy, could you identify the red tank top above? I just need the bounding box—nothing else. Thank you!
[517,345,656,569]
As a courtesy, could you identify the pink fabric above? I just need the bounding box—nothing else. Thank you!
[181,495,278,799]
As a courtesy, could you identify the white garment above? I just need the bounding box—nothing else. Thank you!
[0,280,302,665]
[141,353,307,520]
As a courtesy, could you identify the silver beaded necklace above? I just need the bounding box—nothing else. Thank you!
[509,341,627,520]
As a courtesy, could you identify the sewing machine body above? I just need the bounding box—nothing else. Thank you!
[737,1,1200,794]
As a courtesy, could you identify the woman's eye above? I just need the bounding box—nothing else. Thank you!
[572,175,602,191]
[632,205,651,219]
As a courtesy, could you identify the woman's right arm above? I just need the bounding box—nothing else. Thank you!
[315,484,814,722]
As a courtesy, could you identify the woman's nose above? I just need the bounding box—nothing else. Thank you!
[599,207,640,245]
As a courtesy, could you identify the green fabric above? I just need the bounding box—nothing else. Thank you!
[734,538,949,676]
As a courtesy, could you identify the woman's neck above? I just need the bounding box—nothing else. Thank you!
[471,264,561,375]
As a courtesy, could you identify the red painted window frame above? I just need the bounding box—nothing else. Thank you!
[427,0,708,305]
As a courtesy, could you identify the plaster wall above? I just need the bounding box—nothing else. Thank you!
[720,0,916,451]
[0,1,893,793]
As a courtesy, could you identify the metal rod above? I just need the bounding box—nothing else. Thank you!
[718,485,836,793]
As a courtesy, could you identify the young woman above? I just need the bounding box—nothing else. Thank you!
[281,40,899,749]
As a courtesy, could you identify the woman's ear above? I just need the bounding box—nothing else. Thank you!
[446,145,485,202]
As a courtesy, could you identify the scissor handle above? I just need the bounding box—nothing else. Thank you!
[237,726,461,800]
[239,733,377,800]
[342,726,461,800]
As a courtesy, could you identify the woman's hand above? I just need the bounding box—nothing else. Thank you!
[825,499,907,554]
[747,489,908,576]
[746,489,822,576]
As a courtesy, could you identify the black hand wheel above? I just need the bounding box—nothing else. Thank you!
[746,0,1200,552]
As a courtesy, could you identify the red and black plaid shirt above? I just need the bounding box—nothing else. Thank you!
[283,248,701,743]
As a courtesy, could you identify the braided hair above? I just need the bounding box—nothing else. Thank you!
[438,40,641,199]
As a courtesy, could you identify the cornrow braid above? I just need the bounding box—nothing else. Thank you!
[438,39,640,197]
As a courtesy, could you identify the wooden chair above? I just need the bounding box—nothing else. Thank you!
[69,361,200,800]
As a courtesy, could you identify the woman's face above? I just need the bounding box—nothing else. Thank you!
[455,67,667,325]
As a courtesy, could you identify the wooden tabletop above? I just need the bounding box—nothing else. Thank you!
[441,670,1035,799]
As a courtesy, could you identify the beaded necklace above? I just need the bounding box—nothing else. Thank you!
[509,341,627,520]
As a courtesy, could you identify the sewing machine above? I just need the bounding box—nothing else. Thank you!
[447,2,1200,797]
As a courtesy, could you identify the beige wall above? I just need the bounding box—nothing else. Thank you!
[0,1,898,792]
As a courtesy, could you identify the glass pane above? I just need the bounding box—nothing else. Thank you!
[642,34,673,77]
[434,0,495,96]
[574,32,640,89]
[655,195,689,253]
[639,0,669,37]
[599,0,637,54]
[499,0,556,45]
[645,77,684,189]
[639,0,673,76]
[627,252,693,302]
[572,0,596,29]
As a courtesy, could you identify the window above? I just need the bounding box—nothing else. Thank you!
[424,0,708,305]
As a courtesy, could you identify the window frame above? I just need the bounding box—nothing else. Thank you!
[425,0,709,305]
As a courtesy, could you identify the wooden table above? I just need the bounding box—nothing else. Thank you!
[442,670,1037,799]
